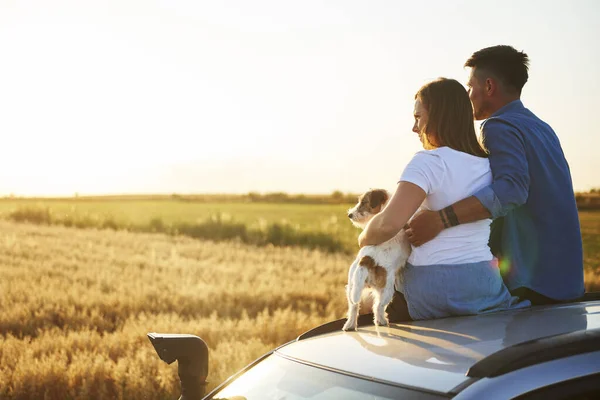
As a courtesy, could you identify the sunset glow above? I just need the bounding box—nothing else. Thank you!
[1,0,598,196]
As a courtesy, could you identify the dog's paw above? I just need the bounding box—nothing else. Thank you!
[374,315,389,327]
[342,319,357,331]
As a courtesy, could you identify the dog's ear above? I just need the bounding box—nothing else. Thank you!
[369,189,388,209]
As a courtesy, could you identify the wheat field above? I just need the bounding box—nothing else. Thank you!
[0,220,351,399]
[1,206,599,399]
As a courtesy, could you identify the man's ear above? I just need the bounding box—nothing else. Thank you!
[485,77,497,96]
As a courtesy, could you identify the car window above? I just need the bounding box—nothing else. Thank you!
[514,373,600,400]
[209,354,446,400]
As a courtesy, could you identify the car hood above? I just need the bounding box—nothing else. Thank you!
[277,301,600,394]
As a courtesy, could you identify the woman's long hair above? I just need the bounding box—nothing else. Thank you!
[415,78,488,157]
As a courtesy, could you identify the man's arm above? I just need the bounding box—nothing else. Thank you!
[406,119,529,246]
[404,196,491,246]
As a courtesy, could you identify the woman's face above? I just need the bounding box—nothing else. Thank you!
[412,98,429,146]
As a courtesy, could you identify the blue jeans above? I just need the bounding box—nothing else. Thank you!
[396,260,530,320]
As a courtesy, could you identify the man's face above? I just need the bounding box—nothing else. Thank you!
[467,68,490,120]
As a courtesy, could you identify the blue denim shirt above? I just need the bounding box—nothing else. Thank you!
[473,100,584,301]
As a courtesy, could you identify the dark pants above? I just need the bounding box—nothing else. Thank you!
[511,287,576,306]
[386,291,413,322]
[355,291,412,327]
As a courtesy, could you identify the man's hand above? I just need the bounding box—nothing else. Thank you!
[405,209,444,246]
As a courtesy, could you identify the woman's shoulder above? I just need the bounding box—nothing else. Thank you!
[408,148,446,167]
[408,148,489,178]
[427,146,462,157]
[407,147,489,174]
[427,147,489,164]
[411,147,454,158]
[408,147,455,167]
[411,147,448,158]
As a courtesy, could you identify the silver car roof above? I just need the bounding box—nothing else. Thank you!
[276,301,600,394]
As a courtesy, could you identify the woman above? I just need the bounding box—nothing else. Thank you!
[358,78,529,321]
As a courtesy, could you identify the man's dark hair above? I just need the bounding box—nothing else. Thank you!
[465,45,530,94]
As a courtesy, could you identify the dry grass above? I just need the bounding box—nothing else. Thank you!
[580,211,600,291]
[585,270,600,292]
[0,221,351,399]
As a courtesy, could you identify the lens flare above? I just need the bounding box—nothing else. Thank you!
[498,258,511,276]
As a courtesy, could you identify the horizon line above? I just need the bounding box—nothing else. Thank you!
[2,189,599,200]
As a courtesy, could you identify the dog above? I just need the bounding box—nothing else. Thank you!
[342,188,411,331]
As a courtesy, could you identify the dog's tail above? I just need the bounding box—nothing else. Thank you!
[350,256,377,304]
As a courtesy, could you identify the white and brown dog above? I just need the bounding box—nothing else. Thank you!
[342,189,411,331]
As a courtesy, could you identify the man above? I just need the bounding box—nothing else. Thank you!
[405,45,584,305]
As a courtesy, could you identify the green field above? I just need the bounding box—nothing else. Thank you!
[0,199,350,226]
[0,199,360,253]
[0,197,598,279]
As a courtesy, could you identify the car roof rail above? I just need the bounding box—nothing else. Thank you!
[297,314,375,341]
[467,327,600,378]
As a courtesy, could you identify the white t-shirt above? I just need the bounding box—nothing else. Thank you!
[400,146,493,266]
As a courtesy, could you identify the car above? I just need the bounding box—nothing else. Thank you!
[148,294,600,400]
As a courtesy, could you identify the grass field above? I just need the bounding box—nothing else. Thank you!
[0,199,599,399]
[0,199,359,253]
[0,198,350,227]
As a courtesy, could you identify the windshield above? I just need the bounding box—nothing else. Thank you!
[209,354,444,400]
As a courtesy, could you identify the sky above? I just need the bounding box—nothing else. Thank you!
[1,0,599,196]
